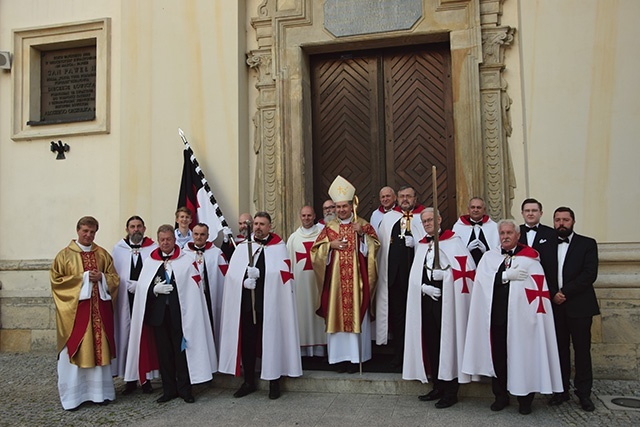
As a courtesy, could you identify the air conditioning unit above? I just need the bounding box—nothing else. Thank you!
[0,51,11,70]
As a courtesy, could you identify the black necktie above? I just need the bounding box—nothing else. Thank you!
[527,225,538,232]
[558,237,570,244]
[501,248,514,256]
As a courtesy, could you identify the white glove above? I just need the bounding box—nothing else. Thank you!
[247,266,260,279]
[153,281,174,295]
[503,268,528,282]
[469,239,486,253]
[127,280,137,294]
[404,235,414,247]
[243,278,257,290]
[431,269,445,281]
[421,284,442,301]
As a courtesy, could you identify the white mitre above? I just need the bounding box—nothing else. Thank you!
[328,175,356,203]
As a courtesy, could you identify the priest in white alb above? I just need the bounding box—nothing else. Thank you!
[287,205,327,357]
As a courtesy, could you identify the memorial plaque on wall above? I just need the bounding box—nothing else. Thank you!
[38,45,97,124]
[324,0,422,38]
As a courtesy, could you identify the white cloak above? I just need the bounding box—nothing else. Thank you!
[184,242,228,353]
[287,225,327,356]
[111,237,157,378]
[461,247,563,395]
[218,234,302,380]
[402,232,476,383]
[452,215,499,252]
[124,246,218,384]
[375,209,426,344]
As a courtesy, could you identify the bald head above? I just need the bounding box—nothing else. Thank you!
[379,186,397,210]
[300,205,316,229]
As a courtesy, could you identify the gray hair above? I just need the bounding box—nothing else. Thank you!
[497,219,519,232]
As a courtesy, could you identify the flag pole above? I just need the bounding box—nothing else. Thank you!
[177,128,234,243]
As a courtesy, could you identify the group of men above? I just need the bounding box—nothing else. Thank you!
[50,176,599,416]
[50,208,301,410]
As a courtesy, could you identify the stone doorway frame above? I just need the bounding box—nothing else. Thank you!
[247,0,514,237]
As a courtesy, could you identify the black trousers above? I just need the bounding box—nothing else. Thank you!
[153,305,191,398]
[389,275,409,357]
[422,298,458,398]
[553,305,593,397]
[490,323,534,406]
[240,306,263,386]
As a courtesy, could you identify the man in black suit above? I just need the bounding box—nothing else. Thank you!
[518,198,557,277]
[547,207,599,412]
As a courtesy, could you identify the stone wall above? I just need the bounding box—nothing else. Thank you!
[1,243,639,380]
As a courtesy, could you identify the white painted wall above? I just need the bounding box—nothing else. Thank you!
[503,0,640,242]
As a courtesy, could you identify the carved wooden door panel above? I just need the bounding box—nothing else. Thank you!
[311,44,456,227]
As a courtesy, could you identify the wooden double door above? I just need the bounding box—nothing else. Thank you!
[311,43,456,227]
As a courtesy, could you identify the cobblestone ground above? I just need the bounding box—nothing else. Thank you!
[1,352,639,426]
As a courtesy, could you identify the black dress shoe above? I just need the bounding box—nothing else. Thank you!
[418,389,443,402]
[122,381,137,395]
[490,398,510,411]
[182,395,195,403]
[519,403,532,415]
[96,399,110,406]
[435,397,458,409]
[269,379,281,400]
[548,392,570,406]
[233,382,256,398]
[141,381,153,394]
[156,394,178,403]
[579,396,595,412]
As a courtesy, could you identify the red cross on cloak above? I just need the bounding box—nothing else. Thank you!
[191,261,201,287]
[280,259,294,284]
[218,263,229,276]
[295,241,314,271]
[451,255,474,293]
[525,274,550,314]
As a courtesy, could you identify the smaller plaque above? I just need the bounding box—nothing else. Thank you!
[35,45,97,125]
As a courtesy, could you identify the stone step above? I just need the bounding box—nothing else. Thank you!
[212,370,493,397]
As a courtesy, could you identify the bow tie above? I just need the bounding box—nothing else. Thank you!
[501,248,514,256]
[425,236,434,243]
[526,225,539,232]
[470,220,482,227]
[255,238,268,246]
[558,237,570,244]
[130,244,142,249]
[195,246,206,253]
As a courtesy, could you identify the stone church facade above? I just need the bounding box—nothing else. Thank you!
[0,0,639,380]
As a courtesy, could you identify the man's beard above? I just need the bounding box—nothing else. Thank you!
[324,213,336,222]
[401,203,414,212]
[130,231,144,245]
[556,225,573,238]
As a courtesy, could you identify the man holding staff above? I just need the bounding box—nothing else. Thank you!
[311,176,380,374]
